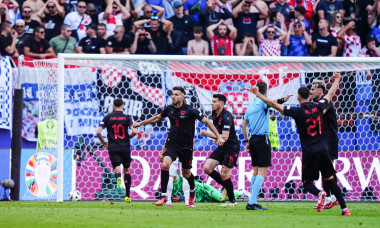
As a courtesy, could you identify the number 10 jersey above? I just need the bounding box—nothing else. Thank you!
[99,111,133,153]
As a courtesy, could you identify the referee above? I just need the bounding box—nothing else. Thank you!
[242,82,291,210]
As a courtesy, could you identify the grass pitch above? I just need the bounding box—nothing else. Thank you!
[0,201,379,228]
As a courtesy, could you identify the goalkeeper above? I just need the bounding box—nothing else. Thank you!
[170,174,244,203]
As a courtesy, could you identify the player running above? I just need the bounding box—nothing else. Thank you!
[252,73,350,216]
[242,82,291,210]
[134,87,225,207]
[96,98,138,203]
[310,79,339,209]
[201,94,239,206]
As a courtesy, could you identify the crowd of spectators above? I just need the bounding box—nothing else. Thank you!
[0,0,380,59]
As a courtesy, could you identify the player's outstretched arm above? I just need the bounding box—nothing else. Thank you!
[96,126,108,150]
[323,73,342,103]
[129,125,138,138]
[272,94,293,104]
[133,114,164,128]
[201,117,225,146]
[200,129,217,139]
[252,86,285,114]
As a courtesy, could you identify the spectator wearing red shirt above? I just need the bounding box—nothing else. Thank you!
[257,24,286,56]
[206,19,237,56]
[337,20,361,57]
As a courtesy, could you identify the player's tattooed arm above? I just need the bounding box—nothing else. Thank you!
[96,126,108,150]
[128,124,138,138]
[323,73,341,103]
[133,114,165,127]
[252,86,285,114]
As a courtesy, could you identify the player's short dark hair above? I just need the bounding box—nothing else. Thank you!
[193,26,203,33]
[213,94,227,104]
[173,86,185,95]
[113,98,124,107]
[257,82,267,95]
[298,87,310,100]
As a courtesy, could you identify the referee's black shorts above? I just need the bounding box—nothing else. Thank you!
[248,135,272,167]
[302,150,336,183]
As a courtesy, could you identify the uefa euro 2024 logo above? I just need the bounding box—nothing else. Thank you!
[25,152,57,197]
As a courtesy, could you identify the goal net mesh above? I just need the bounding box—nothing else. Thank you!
[19,57,380,202]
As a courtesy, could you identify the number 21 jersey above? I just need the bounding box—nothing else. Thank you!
[283,99,329,154]
[99,111,133,152]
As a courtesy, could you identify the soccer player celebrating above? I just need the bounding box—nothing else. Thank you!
[133,87,225,207]
[96,98,138,203]
[310,79,339,209]
[242,82,291,210]
[201,94,239,207]
[252,73,350,216]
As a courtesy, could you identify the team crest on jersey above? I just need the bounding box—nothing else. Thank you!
[301,40,305,45]
[180,110,186,118]
[171,111,173,114]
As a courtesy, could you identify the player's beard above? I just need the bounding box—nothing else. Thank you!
[172,97,181,106]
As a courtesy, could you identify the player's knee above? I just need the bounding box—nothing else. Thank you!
[114,166,121,174]
[161,162,171,171]
[124,168,130,175]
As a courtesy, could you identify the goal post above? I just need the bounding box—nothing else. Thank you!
[21,54,380,202]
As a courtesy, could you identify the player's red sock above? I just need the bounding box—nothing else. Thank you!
[125,174,131,197]
[161,169,169,196]
[209,170,223,185]
[223,178,235,202]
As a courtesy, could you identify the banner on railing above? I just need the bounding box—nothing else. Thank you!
[0,57,13,130]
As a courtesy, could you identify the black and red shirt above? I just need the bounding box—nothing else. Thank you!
[283,99,329,154]
[212,108,238,149]
[160,103,204,149]
[99,111,133,153]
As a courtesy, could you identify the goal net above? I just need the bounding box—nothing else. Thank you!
[18,55,380,202]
